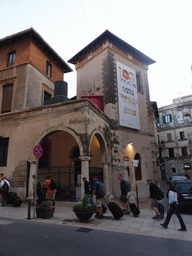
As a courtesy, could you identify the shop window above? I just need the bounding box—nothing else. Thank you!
[1,84,13,113]
[168,148,174,158]
[0,137,9,166]
[181,147,188,157]
[46,61,52,78]
[7,51,16,67]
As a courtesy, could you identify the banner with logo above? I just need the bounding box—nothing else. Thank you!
[116,61,140,130]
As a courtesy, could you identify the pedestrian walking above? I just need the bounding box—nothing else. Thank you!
[160,181,187,231]
[82,177,95,205]
[147,178,162,219]
[118,174,130,214]
[43,175,57,206]
[0,177,10,206]
[0,173,4,201]
[92,176,105,219]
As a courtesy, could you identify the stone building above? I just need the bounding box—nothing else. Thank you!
[0,28,156,201]
[157,95,192,180]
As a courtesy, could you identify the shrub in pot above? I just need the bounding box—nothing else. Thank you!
[73,194,96,221]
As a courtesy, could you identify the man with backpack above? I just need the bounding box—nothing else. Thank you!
[92,176,106,219]
[118,174,130,214]
[43,175,57,206]
[147,178,162,219]
[0,177,10,206]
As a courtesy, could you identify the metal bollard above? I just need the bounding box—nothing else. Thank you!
[27,201,31,220]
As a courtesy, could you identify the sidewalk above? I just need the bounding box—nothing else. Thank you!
[0,201,191,242]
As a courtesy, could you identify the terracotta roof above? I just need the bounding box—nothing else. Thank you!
[68,30,155,65]
[0,28,72,73]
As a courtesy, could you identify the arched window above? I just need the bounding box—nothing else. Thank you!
[134,153,142,180]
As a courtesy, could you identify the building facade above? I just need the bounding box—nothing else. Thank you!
[157,95,192,180]
[0,28,156,201]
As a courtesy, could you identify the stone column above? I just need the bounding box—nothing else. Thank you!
[103,161,110,194]
[27,160,37,200]
[79,156,91,198]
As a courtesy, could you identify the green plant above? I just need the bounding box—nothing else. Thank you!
[73,194,96,213]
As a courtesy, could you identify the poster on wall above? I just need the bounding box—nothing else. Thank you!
[116,61,140,130]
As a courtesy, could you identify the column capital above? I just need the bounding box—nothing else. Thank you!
[28,160,37,165]
[79,156,91,161]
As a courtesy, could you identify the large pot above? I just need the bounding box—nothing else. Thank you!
[74,211,93,221]
[36,208,55,219]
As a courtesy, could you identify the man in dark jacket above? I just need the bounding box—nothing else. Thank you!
[147,178,162,219]
[118,174,130,214]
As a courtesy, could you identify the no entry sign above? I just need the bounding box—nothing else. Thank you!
[33,145,43,158]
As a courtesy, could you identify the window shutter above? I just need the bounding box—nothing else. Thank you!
[1,84,13,113]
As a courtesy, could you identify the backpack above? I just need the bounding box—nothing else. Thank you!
[156,187,164,200]
[98,181,106,197]
[125,180,131,192]
[49,178,56,190]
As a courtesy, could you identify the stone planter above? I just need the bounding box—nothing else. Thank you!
[36,208,55,219]
[74,211,94,221]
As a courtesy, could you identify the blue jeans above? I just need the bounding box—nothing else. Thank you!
[163,202,186,229]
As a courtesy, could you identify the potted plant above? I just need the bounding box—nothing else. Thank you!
[36,201,55,219]
[73,194,96,221]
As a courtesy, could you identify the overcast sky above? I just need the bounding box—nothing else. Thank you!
[1,0,191,107]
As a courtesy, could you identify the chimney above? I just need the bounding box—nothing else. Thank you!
[44,81,69,106]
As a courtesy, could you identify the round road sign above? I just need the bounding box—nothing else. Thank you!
[33,145,43,158]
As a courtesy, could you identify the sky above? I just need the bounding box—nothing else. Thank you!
[0,0,191,108]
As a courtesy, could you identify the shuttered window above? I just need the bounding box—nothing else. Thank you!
[1,84,13,113]
[162,114,172,124]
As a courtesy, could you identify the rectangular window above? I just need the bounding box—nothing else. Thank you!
[7,51,16,67]
[136,74,142,93]
[181,147,188,157]
[0,137,9,166]
[167,133,172,142]
[171,167,176,173]
[46,62,52,78]
[168,148,174,158]
[163,114,172,124]
[179,131,185,140]
[1,84,13,113]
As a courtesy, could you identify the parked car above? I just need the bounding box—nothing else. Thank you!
[173,181,192,213]
[170,176,188,183]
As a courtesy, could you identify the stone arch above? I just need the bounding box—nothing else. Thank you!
[89,129,109,161]
[31,125,83,160]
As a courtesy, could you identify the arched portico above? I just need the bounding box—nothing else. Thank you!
[89,130,110,194]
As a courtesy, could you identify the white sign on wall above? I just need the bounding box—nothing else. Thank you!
[116,61,140,130]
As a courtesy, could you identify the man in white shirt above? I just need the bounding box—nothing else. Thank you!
[1,177,10,206]
[160,181,186,231]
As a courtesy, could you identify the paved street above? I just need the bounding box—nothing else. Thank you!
[0,201,191,243]
[0,216,192,256]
